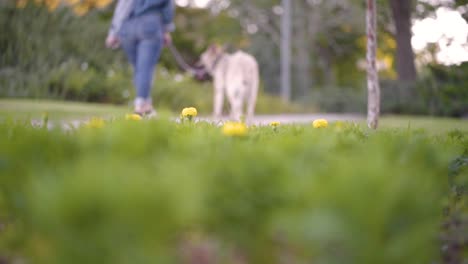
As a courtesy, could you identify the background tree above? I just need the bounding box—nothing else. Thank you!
[367,0,380,129]
[389,0,417,82]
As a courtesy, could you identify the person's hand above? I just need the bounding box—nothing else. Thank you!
[105,35,120,49]
[163,32,172,47]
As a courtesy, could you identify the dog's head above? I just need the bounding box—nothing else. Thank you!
[198,44,224,73]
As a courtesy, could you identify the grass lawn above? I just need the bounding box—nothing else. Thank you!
[0,98,466,133]
[1,98,467,263]
[378,115,468,133]
[0,99,129,121]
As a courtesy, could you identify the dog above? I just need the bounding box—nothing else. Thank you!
[198,44,259,123]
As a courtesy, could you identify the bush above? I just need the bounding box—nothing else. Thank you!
[305,86,367,113]
[0,118,465,263]
[420,63,468,117]
[302,68,468,117]
[0,2,128,100]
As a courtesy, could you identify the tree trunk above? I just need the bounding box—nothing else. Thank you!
[281,0,292,102]
[367,0,380,129]
[390,0,417,81]
[293,1,311,98]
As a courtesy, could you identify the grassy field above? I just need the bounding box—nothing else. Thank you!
[1,112,467,263]
[1,99,466,133]
[0,99,130,121]
[0,99,467,263]
[377,115,468,133]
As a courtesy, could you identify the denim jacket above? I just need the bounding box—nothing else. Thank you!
[108,0,175,37]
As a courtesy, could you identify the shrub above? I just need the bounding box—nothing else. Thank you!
[302,71,468,117]
[0,118,464,263]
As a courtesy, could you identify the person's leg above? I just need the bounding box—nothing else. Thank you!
[134,38,161,99]
[119,20,138,68]
[126,14,163,115]
[133,37,162,114]
[121,40,139,102]
[120,40,137,68]
[118,20,142,110]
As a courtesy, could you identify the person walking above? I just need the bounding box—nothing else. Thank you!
[105,0,174,116]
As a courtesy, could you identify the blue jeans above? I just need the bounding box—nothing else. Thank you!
[119,13,163,99]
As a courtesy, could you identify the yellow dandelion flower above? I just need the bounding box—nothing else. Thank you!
[269,121,280,127]
[125,114,142,121]
[313,119,328,128]
[16,0,28,8]
[181,107,197,122]
[222,122,248,137]
[86,117,105,128]
[181,107,198,118]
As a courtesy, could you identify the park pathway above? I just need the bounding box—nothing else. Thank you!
[31,113,365,130]
[204,113,364,125]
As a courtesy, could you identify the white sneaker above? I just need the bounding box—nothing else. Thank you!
[134,98,156,117]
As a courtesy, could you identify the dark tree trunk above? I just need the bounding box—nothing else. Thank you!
[293,0,311,98]
[390,0,417,82]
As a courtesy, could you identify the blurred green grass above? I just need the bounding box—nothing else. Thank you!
[0,117,466,263]
[0,99,129,121]
[378,115,468,133]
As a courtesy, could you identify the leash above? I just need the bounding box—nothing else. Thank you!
[167,43,232,114]
[167,43,200,76]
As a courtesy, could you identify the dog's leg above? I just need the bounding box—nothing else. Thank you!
[246,67,259,124]
[213,77,224,120]
[229,90,244,122]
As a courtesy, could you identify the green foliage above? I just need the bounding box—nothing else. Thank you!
[380,63,468,117]
[442,132,468,263]
[0,2,244,100]
[0,118,465,263]
[0,2,128,99]
[305,86,367,113]
[0,3,303,115]
[303,66,468,116]
[422,63,468,117]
